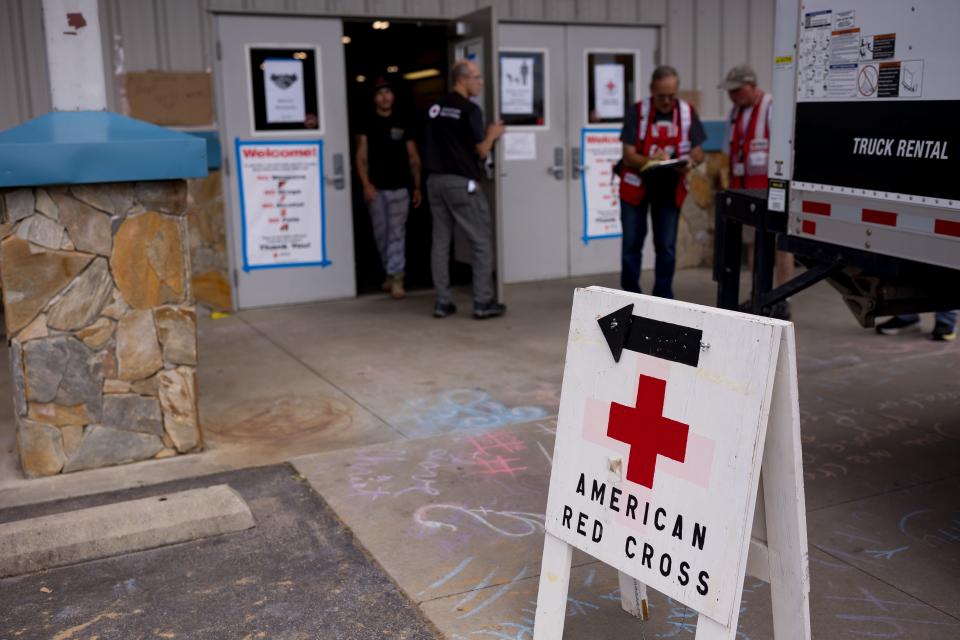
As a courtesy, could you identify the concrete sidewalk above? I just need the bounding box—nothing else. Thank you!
[0,268,958,638]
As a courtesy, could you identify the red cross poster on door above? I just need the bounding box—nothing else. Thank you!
[536,286,810,638]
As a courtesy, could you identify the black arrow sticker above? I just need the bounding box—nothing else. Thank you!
[597,304,703,367]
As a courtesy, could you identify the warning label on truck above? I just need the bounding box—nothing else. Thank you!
[860,33,896,60]
[797,6,921,103]
[877,62,901,98]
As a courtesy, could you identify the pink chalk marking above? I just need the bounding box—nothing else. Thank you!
[468,455,527,477]
[468,431,527,456]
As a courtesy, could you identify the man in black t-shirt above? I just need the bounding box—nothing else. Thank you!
[355,78,422,299]
[423,60,506,319]
[618,65,706,298]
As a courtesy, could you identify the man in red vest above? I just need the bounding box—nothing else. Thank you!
[721,64,794,319]
[619,66,706,298]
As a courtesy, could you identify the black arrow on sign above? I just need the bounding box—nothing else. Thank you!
[597,304,703,367]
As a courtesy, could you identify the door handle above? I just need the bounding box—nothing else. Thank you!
[547,146,564,180]
[484,154,495,181]
[327,152,346,190]
[571,147,588,179]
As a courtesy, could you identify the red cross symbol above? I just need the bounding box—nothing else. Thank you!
[607,375,689,489]
[606,80,616,93]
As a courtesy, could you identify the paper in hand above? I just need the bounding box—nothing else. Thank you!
[640,158,689,173]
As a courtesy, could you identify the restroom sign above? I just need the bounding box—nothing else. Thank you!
[534,287,811,639]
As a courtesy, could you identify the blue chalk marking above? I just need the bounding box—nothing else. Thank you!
[864,546,910,560]
[899,508,933,535]
[399,388,549,435]
[459,567,528,619]
[536,441,553,465]
[423,556,474,594]
[565,596,600,617]
[454,568,500,610]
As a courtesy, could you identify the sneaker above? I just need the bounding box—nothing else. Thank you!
[931,322,957,341]
[433,301,457,318]
[875,316,922,335]
[390,274,406,299]
[473,300,506,319]
[381,276,392,293]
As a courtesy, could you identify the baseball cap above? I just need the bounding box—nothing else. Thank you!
[718,65,758,90]
[373,76,392,93]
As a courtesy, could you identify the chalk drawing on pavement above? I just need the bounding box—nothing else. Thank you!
[395,388,550,435]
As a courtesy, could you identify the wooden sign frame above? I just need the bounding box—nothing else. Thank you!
[533,287,811,639]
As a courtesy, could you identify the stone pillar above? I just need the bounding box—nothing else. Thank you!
[1,181,202,476]
[186,171,232,312]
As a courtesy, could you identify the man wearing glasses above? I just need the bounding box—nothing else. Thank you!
[423,60,506,319]
[618,65,706,299]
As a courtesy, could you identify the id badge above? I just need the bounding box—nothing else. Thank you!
[748,152,768,172]
[732,162,746,177]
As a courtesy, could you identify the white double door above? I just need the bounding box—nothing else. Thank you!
[499,24,658,284]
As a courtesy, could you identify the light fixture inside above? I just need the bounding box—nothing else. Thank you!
[402,68,440,81]
[341,36,351,44]
[356,75,366,82]
[372,20,390,30]
[293,51,307,60]
[387,65,399,73]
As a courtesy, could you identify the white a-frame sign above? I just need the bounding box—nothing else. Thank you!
[534,287,811,639]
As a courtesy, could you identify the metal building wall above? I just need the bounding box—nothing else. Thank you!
[0,0,775,129]
[0,0,51,130]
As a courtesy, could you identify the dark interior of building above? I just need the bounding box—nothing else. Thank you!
[343,19,471,296]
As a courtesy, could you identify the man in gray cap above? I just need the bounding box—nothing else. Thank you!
[720,64,794,319]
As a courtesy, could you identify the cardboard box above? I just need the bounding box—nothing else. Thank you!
[123,71,214,126]
[678,90,702,113]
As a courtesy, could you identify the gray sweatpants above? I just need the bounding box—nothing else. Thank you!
[427,173,494,304]
[367,188,409,275]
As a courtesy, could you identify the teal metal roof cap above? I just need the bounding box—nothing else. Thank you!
[0,111,208,187]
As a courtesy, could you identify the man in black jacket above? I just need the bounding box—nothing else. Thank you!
[423,60,505,319]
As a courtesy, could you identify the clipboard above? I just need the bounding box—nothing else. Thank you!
[640,158,688,173]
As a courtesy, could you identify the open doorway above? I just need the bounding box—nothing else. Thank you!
[344,19,471,296]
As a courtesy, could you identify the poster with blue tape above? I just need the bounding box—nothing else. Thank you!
[236,139,329,271]
[581,128,623,244]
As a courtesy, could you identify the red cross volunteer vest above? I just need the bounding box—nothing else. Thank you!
[619,98,693,207]
[728,91,772,189]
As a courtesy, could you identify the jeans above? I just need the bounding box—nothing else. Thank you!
[620,196,681,298]
[898,310,957,330]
